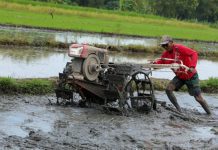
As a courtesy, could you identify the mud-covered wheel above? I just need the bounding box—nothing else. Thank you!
[63,62,73,75]
[56,63,76,105]
[125,71,155,112]
[82,54,100,81]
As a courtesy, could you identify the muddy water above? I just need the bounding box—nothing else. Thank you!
[0,107,54,137]
[0,46,218,80]
[155,91,218,115]
[0,93,217,149]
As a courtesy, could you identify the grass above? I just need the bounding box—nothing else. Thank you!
[0,77,217,95]
[201,78,218,93]
[0,77,55,94]
[0,1,218,42]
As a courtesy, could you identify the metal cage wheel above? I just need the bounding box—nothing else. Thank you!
[125,71,155,112]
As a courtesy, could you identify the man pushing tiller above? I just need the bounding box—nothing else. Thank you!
[153,35,211,115]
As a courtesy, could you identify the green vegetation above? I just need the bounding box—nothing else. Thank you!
[6,0,217,24]
[201,78,218,93]
[0,77,55,94]
[0,1,218,42]
[0,77,217,95]
[148,0,218,23]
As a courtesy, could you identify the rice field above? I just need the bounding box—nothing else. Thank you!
[0,0,217,42]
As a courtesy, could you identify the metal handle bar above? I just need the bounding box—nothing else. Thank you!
[146,58,190,71]
[142,63,190,71]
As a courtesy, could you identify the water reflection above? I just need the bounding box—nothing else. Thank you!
[0,47,218,79]
[0,47,58,63]
[55,32,158,46]
[0,47,70,78]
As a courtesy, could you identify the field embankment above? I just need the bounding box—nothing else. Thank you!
[0,77,55,94]
[0,0,218,42]
[1,37,217,57]
[0,77,217,95]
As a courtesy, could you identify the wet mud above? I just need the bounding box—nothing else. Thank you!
[0,94,217,150]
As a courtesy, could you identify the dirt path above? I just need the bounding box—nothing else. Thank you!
[0,94,217,150]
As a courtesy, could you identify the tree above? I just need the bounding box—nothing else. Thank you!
[148,0,198,19]
[196,0,218,22]
[119,0,124,11]
[175,0,198,19]
[75,0,89,6]
[119,0,148,13]
[88,0,105,8]
[104,0,119,10]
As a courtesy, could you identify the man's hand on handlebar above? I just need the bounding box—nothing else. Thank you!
[188,67,195,73]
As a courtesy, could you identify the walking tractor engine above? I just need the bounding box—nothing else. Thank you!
[67,44,109,81]
[56,43,156,115]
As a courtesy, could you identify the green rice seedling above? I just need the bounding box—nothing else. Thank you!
[0,1,217,42]
[200,78,218,93]
[17,79,54,94]
[0,77,17,93]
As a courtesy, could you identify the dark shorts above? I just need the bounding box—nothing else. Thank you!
[170,73,201,96]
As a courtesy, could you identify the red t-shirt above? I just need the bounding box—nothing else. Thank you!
[155,44,198,80]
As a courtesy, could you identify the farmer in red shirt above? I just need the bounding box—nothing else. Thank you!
[154,35,211,115]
